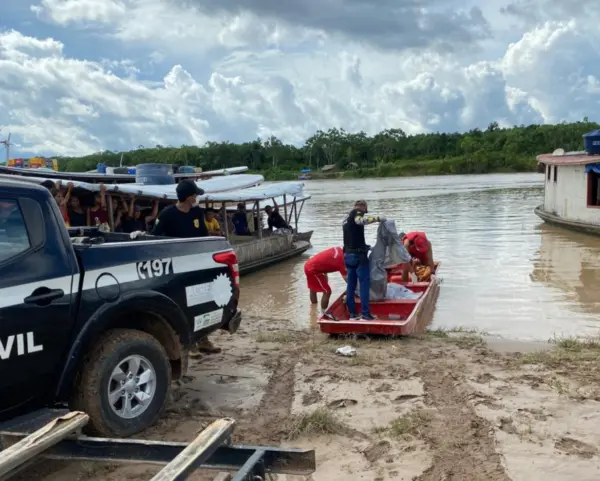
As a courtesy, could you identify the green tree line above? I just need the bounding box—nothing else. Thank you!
[56,119,600,180]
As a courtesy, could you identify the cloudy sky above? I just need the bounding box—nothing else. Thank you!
[1,0,599,157]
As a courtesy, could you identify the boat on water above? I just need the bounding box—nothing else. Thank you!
[298,169,312,180]
[0,173,265,196]
[9,170,313,275]
[318,262,441,336]
[535,130,600,236]
[0,163,249,184]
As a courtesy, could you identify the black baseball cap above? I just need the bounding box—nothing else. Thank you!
[176,179,204,202]
[40,180,56,190]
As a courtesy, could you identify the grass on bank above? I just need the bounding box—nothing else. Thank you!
[372,409,433,440]
[513,335,600,367]
[285,407,352,440]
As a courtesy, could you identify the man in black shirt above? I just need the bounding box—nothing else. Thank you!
[264,199,289,231]
[342,200,385,321]
[151,180,220,355]
[152,180,208,238]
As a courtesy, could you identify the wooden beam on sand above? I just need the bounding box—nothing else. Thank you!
[0,411,89,478]
[149,418,235,481]
[212,473,232,481]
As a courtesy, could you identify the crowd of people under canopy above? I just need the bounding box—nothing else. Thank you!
[42,178,293,356]
[43,179,292,238]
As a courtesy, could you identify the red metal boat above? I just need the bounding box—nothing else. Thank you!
[318,262,441,336]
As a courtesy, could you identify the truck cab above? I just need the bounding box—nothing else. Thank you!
[0,178,241,436]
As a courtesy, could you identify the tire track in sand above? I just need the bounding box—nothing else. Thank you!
[415,359,511,481]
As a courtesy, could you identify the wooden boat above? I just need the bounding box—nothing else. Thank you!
[318,262,441,336]
[0,164,249,183]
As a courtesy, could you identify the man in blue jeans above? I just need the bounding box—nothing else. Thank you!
[342,200,385,321]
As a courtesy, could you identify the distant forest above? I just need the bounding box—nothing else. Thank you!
[56,118,599,179]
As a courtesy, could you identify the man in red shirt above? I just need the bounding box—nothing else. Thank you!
[304,246,347,312]
[400,231,434,281]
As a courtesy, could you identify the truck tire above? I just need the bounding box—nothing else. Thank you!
[72,328,172,437]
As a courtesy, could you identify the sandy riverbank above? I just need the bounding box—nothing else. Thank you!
[17,318,600,481]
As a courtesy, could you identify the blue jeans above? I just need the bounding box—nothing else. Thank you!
[344,252,371,317]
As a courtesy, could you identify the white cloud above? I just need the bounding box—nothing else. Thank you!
[0,0,597,157]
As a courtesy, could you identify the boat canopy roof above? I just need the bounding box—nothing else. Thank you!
[537,151,600,166]
[0,164,249,181]
[200,182,306,202]
[1,173,265,197]
[3,173,310,204]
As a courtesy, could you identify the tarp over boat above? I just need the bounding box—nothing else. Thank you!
[0,173,309,205]
[0,164,250,182]
[584,163,600,174]
[1,174,265,197]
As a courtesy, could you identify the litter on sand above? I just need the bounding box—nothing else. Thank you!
[335,346,357,357]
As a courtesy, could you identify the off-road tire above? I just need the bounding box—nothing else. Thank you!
[72,328,171,437]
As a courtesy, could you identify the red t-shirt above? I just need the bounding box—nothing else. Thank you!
[403,231,429,263]
[305,247,347,275]
[89,206,109,225]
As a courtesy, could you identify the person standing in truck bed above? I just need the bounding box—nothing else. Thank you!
[151,179,221,356]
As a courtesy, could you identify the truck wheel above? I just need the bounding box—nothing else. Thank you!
[72,328,172,437]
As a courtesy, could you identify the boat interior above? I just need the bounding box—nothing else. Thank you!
[326,282,428,322]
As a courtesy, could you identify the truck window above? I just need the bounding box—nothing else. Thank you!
[0,199,31,263]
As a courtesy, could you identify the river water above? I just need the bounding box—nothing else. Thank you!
[239,173,600,342]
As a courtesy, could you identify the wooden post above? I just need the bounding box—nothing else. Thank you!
[293,198,299,232]
[256,201,262,239]
[297,199,306,220]
[221,203,229,239]
[107,195,115,231]
[283,194,288,228]
[0,412,89,478]
[149,418,235,481]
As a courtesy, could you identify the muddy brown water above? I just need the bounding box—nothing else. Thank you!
[240,173,600,341]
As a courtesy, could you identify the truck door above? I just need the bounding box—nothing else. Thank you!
[0,195,78,416]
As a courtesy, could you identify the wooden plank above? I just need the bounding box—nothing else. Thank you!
[0,411,89,478]
[149,418,235,481]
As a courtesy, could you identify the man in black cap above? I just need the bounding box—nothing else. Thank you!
[152,179,208,238]
[342,199,385,321]
[151,179,220,355]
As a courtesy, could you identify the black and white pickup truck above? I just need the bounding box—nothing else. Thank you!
[0,178,241,437]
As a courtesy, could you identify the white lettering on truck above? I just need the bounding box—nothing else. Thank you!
[0,332,43,360]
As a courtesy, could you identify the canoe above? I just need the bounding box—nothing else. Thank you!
[318,262,441,336]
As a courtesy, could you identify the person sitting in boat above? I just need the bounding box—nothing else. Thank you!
[343,200,385,321]
[400,231,435,281]
[53,181,74,228]
[68,194,87,228]
[205,208,224,236]
[40,180,56,191]
[232,202,251,236]
[304,246,347,315]
[120,197,159,233]
[264,199,290,232]
[87,183,109,228]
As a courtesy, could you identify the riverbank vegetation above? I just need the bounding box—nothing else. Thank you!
[57,119,599,179]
